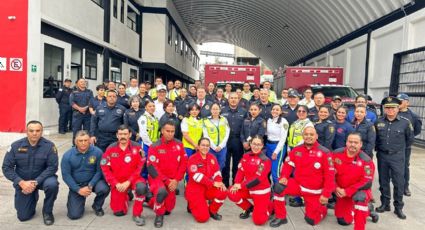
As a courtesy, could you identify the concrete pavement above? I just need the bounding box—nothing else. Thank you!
[1,132,424,229]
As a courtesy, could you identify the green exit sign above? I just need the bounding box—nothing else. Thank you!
[31,64,37,72]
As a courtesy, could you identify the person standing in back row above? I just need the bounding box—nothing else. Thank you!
[56,78,73,134]
[70,78,94,141]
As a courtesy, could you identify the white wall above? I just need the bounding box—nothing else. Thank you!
[41,0,104,41]
[301,8,425,103]
[142,13,166,63]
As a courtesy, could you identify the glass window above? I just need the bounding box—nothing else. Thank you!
[85,50,97,80]
[43,44,64,98]
[120,0,125,23]
[130,68,138,79]
[168,20,173,45]
[127,5,139,32]
[111,59,122,83]
[180,38,184,56]
[113,0,117,18]
[175,32,179,53]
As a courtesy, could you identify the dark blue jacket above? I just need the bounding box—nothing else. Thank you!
[221,106,247,138]
[315,119,336,150]
[117,94,130,109]
[55,86,72,105]
[375,115,414,153]
[347,108,377,123]
[352,119,376,157]
[399,109,422,136]
[241,115,266,143]
[70,88,94,108]
[90,104,125,136]
[89,96,106,110]
[2,137,58,186]
[282,105,298,125]
[123,108,144,138]
[332,120,355,150]
[61,145,103,192]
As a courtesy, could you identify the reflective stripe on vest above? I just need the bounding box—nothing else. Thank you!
[203,117,227,146]
[182,116,203,149]
[288,120,310,147]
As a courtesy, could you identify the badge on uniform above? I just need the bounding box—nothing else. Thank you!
[365,165,371,175]
[178,115,183,120]
[283,123,289,130]
[124,155,132,163]
[149,155,156,162]
[88,156,96,165]
[316,151,322,157]
[329,126,335,133]
[377,123,385,128]
[100,158,108,165]
[262,120,267,128]
[335,158,342,165]
[140,120,146,125]
[210,127,215,133]
[328,157,334,167]
[295,151,302,157]
[116,109,123,114]
[111,153,119,158]
[129,112,135,116]
[357,161,362,167]
[190,165,198,172]
[211,159,215,165]
[258,163,264,173]
[205,105,210,110]
[314,162,321,169]
[18,147,28,153]
[158,149,166,154]
[132,149,138,155]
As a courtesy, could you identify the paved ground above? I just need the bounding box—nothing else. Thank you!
[1,132,425,230]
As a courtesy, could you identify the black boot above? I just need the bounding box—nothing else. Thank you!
[269,218,288,227]
[210,212,222,221]
[239,206,254,219]
[375,204,390,213]
[368,203,379,223]
[394,208,406,219]
[404,187,411,196]
[43,213,55,226]
[154,215,164,228]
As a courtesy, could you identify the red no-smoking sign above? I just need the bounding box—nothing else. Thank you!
[10,58,23,71]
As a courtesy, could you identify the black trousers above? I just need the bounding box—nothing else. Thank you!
[222,136,244,187]
[377,151,405,209]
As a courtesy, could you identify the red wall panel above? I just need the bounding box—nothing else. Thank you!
[0,0,28,132]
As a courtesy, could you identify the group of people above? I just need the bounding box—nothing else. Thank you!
[2,76,422,230]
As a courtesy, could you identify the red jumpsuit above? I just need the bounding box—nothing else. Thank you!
[273,142,335,225]
[228,152,272,225]
[101,141,145,216]
[147,137,187,216]
[333,148,375,230]
[186,152,227,223]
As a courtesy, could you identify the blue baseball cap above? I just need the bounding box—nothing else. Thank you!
[397,93,409,101]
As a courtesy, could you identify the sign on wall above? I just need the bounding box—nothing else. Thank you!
[0,57,6,71]
[9,58,23,71]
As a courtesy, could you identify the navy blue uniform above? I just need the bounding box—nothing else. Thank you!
[308,106,320,122]
[347,108,377,123]
[123,108,144,141]
[375,115,414,210]
[214,97,228,108]
[137,94,152,109]
[238,98,249,110]
[206,92,215,102]
[175,96,194,118]
[61,145,110,219]
[117,94,130,109]
[2,137,59,221]
[258,102,274,120]
[282,105,298,125]
[352,119,376,157]
[221,106,247,187]
[332,120,355,150]
[399,109,422,190]
[314,119,336,150]
[56,86,73,133]
[240,115,267,144]
[159,112,182,139]
[89,96,106,111]
[70,88,94,140]
[90,104,125,152]
[195,99,214,118]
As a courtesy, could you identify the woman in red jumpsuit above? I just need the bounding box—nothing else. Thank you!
[186,138,227,223]
[228,135,272,225]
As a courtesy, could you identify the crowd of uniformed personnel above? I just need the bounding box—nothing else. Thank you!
[2,76,423,230]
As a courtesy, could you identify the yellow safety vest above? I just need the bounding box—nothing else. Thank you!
[287,119,311,148]
[144,114,159,143]
[168,89,179,101]
[203,117,228,146]
[182,116,203,149]
[268,90,277,103]
[149,89,157,100]
[242,91,253,101]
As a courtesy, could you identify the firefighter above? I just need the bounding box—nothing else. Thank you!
[333,133,377,230]
[270,126,335,227]
[228,135,272,226]
[314,105,336,150]
[146,121,188,228]
[241,103,267,152]
[202,103,230,170]
[100,125,147,226]
[186,138,227,223]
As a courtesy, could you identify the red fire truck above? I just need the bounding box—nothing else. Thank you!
[204,64,260,89]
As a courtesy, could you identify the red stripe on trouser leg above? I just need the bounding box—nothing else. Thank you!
[228,186,252,210]
[303,194,327,225]
[251,193,271,226]
[206,188,227,214]
[334,196,354,224]
[110,187,129,214]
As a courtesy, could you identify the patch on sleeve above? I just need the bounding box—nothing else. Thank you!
[283,123,289,130]
[329,126,335,133]
[262,120,267,128]
[365,165,371,175]
[328,157,334,167]
[52,146,58,154]
[100,158,108,165]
